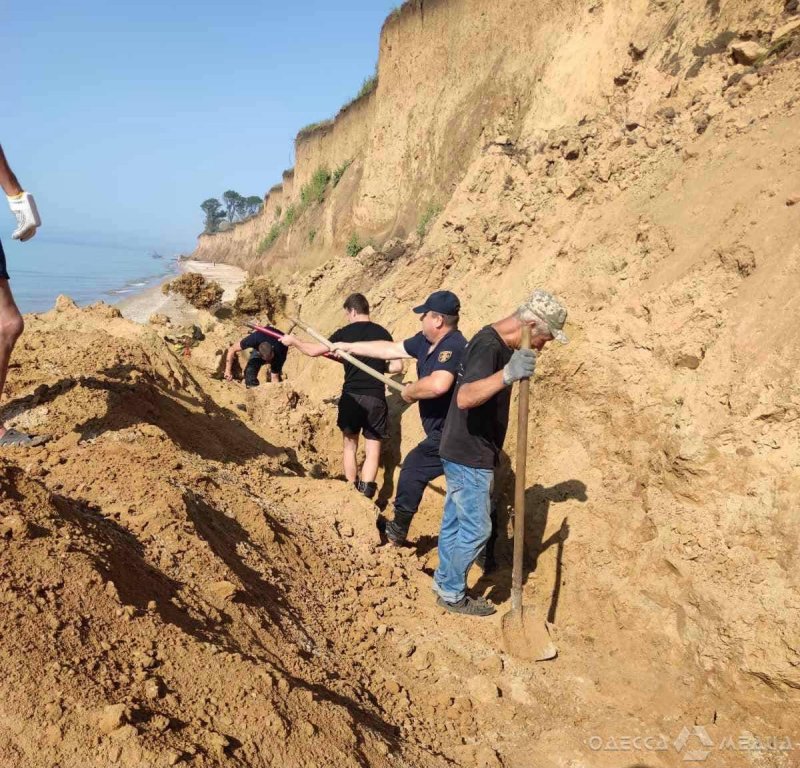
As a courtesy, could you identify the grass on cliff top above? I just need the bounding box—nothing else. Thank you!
[339,72,378,115]
[257,166,332,253]
[296,119,334,141]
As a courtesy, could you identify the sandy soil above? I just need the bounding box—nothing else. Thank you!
[3,3,800,767]
[116,259,246,325]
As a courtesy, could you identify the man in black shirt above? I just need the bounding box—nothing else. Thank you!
[281,293,401,498]
[224,325,288,386]
[331,290,466,544]
[434,289,568,616]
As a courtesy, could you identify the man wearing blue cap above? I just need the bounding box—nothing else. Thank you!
[331,290,467,544]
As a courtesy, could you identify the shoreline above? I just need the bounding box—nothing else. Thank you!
[115,259,247,325]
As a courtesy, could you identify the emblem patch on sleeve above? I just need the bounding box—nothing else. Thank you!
[438,351,452,362]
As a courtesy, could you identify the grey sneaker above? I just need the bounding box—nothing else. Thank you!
[436,595,496,617]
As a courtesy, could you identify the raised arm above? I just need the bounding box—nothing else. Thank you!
[1,144,41,242]
[280,334,329,357]
[404,370,454,404]
[0,145,23,196]
[456,371,507,409]
[331,339,410,360]
[457,349,536,409]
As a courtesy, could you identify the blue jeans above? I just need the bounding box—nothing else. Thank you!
[433,459,494,603]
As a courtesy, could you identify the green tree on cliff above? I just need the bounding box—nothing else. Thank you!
[223,190,244,222]
[245,195,264,217]
[201,198,226,234]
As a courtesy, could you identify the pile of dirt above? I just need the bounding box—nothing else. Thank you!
[163,273,224,310]
[6,302,596,768]
[233,276,287,319]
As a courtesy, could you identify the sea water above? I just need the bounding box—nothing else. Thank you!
[2,235,180,314]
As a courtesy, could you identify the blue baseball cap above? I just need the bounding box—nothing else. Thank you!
[412,290,461,316]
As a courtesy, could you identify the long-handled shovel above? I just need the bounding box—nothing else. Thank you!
[244,321,340,362]
[500,325,558,661]
[287,315,406,394]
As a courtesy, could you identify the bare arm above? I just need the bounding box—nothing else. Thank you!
[388,359,404,374]
[225,341,243,379]
[0,145,23,196]
[280,334,328,357]
[457,370,507,410]
[404,370,454,403]
[331,339,410,360]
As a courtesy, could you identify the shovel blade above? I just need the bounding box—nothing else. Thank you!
[501,607,557,661]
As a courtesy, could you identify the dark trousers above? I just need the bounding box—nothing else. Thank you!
[244,351,267,385]
[391,432,445,539]
[390,431,498,562]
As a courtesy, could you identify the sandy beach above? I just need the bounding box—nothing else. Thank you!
[116,258,247,325]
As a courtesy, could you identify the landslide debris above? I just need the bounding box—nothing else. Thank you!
[163,273,224,310]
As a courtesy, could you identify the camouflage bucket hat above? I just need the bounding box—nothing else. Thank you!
[519,289,568,344]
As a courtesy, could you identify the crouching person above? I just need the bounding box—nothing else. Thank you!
[225,324,287,386]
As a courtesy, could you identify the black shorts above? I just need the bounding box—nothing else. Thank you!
[337,391,388,441]
[0,239,8,281]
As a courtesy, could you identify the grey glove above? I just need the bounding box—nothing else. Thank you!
[502,348,536,385]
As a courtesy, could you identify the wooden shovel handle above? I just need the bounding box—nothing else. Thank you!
[511,325,531,613]
[288,315,406,393]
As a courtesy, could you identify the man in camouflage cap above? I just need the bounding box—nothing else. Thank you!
[432,289,567,616]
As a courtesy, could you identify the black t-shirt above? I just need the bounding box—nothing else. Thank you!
[439,326,513,469]
[403,330,467,437]
[329,321,393,395]
[240,327,288,374]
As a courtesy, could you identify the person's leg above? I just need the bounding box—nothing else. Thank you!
[433,459,463,600]
[443,465,493,602]
[388,434,444,542]
[0,279,24,438]
[243,351,264,386]
[361,437,381,485]
[356,394,387,498]
[336,393,363,484]
[342,432,359,484]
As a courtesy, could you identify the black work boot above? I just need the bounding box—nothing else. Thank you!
[384,519,408,547]
[385,506,412,546]
[359,481,377,500]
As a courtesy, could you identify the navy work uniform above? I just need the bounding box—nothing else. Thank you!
[240,326,287,386]
[386,328,467,543]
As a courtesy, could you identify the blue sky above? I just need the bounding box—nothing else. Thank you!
[2,1,398,253]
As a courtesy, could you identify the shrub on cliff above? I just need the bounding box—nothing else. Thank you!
[300,167,331,206]
[233,276,287,318]
[332,160,352,187]
[162,273,224,309]
[259,223,282,253]
[417,203,441,238]
[346,233,364,258]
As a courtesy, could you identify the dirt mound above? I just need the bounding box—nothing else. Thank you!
[233,276,287,319]
[4,303,566,768]
[163,273,224,310]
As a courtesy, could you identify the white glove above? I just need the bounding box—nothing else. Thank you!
[8,192,41,241]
